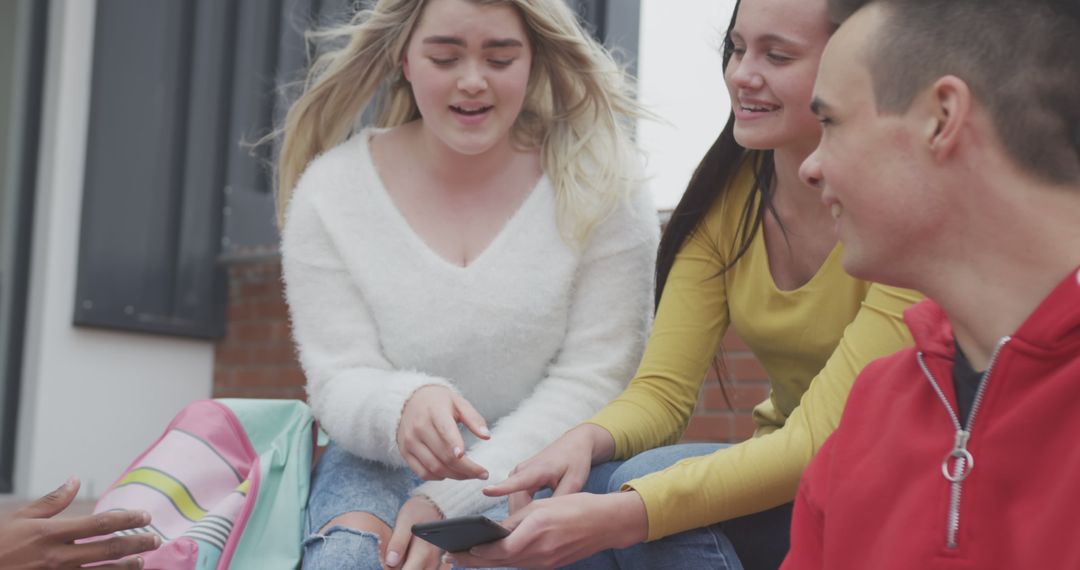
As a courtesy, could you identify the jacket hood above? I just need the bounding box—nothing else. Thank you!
[903,266,1080,361]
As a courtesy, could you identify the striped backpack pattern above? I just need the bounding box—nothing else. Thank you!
[93,399,316,569]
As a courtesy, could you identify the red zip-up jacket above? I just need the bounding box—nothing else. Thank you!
[783,267,1080,570]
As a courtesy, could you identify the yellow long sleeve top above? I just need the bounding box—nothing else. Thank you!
[587,167,921,541]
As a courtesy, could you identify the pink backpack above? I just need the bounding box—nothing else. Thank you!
[92,399,316,569]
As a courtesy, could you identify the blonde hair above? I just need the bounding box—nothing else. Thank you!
[275,0,646,245]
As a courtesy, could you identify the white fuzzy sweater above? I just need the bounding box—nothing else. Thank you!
[281,130,658,517]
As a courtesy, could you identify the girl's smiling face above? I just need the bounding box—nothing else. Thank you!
[723,0,831,155]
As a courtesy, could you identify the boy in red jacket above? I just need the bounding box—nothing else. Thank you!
[787,0,1080,568]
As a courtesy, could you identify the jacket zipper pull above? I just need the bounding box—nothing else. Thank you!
[942,429,974,482]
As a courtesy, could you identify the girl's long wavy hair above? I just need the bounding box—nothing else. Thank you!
[275,0,645,246]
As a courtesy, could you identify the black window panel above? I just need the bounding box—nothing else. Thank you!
[572,0,608,39]
[75,0,236,338]
[220,0,356,258]
[219,0,285,257]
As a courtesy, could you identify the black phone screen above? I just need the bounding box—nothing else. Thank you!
[412,515,511,552]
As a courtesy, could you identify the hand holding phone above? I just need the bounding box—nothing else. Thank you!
[412,515,510,552]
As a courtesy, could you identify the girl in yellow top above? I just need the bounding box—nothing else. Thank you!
[450,0,921,569]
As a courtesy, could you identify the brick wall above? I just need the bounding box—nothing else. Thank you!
[214,259,305,400]
[213,258,771,444]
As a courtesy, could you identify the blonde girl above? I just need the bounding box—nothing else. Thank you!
[276,0,659,568]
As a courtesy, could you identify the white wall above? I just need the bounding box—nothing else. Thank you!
[14,0,214,500]
[637,0,737,210]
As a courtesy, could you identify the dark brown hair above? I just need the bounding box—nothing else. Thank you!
[827,0,1080,184]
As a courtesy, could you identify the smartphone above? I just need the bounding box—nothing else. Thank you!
[412,515,510,552]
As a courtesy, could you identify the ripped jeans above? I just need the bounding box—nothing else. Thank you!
[302,442,509,570]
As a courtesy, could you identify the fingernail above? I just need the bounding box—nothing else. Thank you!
[443,555,457,565]
[63,476,77,490]
[152,534,162,548]
[386,550,400,566]
[139,511,151,525]
[135,556,144,569]
[479,427,491,437]
[453,446,462,457]
[480,471,489,480]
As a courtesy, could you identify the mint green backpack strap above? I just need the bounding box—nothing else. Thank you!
[218,399,314,570]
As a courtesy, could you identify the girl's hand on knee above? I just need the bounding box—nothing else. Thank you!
[397,386,491,481]
[385,496,445,570]
[483,423,611,513]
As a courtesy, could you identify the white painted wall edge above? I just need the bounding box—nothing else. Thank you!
[15,0,214,500]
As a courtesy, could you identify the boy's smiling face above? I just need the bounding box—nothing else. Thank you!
[799,5,949,286]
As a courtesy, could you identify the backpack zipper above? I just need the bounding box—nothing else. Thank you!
[916,336,1010,549]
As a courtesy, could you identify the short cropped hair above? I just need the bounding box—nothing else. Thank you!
[828,0,1080,184]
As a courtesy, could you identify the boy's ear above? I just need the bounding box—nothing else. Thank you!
[923,75,971,159]
[402,55,411,82]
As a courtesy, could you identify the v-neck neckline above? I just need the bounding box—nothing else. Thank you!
[359,129,548,271]
[753,221,844,295]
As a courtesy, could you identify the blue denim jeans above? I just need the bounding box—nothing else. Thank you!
[302,442,510,570]
[563,444,793,570]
